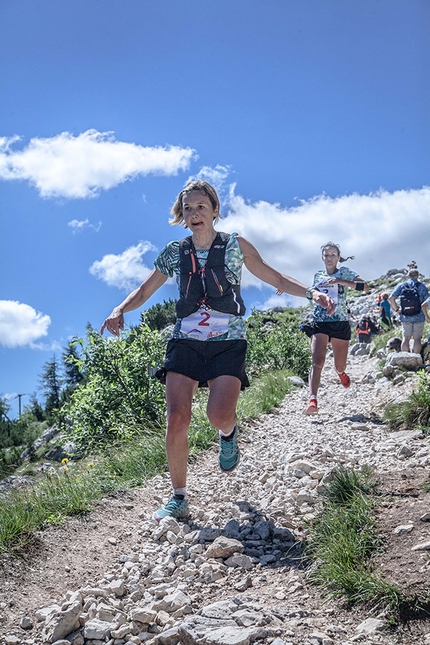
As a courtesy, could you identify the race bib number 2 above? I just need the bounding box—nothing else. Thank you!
[180,309,229,340]
[316,280,339,304]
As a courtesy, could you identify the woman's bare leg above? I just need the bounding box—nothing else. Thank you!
[165,371,198,489]
[331,337,350,374]
[309,333,329,397]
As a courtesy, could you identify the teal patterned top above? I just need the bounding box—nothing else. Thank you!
[154,232,246,341]
[311,266,358,322]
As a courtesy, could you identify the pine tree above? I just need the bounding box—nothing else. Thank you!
[63,340,85,387]
[39,356,63,421]
[143,298,177,331]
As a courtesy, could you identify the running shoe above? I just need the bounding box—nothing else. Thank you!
[153,495,189,521]
[304,398,318,415]
[219,427,240,472]
[338,372,351,388]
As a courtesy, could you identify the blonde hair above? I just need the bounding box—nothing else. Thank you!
[321,242,355,263]
[170,180,220,227]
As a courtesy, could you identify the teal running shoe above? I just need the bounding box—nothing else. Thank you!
[153,495,189,521]
[219,427,240,472]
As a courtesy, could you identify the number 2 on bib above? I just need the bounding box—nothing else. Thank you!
[198,311,211,326]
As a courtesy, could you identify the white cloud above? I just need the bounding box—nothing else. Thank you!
[187,165,231,211]
[0,130,195,199]
[29,340,63,351]
[254,293,294,311]
[68,219,102,233]
[0,301,51,348]
[223,186,430,290]
[188,165,230,192]
[90,241,157,291]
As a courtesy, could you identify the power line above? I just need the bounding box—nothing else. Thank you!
[13,393,28,418]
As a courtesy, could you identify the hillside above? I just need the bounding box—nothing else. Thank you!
[1,343,430,645]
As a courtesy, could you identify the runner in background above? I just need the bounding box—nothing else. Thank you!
[300,242,369,415]
[101,180,334,520]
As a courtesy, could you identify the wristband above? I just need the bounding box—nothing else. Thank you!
[305,287,320,301]
[355,281,365,291]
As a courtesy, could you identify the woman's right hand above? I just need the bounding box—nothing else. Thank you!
[100,308,124,336]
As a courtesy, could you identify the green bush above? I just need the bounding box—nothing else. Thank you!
[246,310,311,379]
[59,324,167,453]
[143,299,177,331]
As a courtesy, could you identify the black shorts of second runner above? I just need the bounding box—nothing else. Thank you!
[300,320,351,341]
[156,338,250,390]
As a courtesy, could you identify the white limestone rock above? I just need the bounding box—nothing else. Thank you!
[205,536,244,559]
[42,601,82,644]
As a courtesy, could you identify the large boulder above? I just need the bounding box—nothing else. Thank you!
[383,352,423,377]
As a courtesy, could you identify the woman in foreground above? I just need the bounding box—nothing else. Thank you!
[101,181,334,519]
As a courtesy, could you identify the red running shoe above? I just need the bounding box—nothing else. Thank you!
[338,372,351,388]
[304,398,318,415]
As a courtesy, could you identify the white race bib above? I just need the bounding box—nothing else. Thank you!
[180,308,230,340]
[316,280,338,304]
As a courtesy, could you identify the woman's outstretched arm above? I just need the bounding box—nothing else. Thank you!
[238,236,335,315]
[100,268,168,336]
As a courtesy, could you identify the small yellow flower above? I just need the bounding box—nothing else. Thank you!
[87,462,94,468]
[61,458,69,464]
[63,465,68,471]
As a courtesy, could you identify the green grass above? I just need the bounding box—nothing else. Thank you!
[307,466,430,620]
[369,328,401,357]
[0,369,292,556]
[0,464,116,553]
[384,371,430,432]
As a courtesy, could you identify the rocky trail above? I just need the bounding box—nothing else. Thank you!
[1,348,430,645]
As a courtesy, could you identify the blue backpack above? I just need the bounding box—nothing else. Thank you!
[399,282,422,316]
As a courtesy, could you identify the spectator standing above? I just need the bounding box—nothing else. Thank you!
[378,292,392,330]
[355,316,372,343]
[389,269,429,353]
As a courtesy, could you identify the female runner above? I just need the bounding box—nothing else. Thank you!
[301,242,368,414]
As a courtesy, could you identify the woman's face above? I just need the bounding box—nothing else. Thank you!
[182,190,218,233]
[322,246,340,272]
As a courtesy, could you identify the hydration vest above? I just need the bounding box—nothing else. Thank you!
[176,232,246,319]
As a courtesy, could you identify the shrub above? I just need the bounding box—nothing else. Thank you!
[59,324,167,453]
[246,310,311,378]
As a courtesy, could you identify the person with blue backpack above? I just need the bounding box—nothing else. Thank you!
[389,269,429,354]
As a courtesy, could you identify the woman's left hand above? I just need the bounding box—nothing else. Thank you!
[276,288,335,314]
[313,292,336,315]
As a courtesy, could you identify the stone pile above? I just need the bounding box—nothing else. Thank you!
[3,352,430,645]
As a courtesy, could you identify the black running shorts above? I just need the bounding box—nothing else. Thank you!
[300,320,351,341]
[156,338,250,390]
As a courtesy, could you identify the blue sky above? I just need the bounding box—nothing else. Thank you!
[1,0,429,418]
